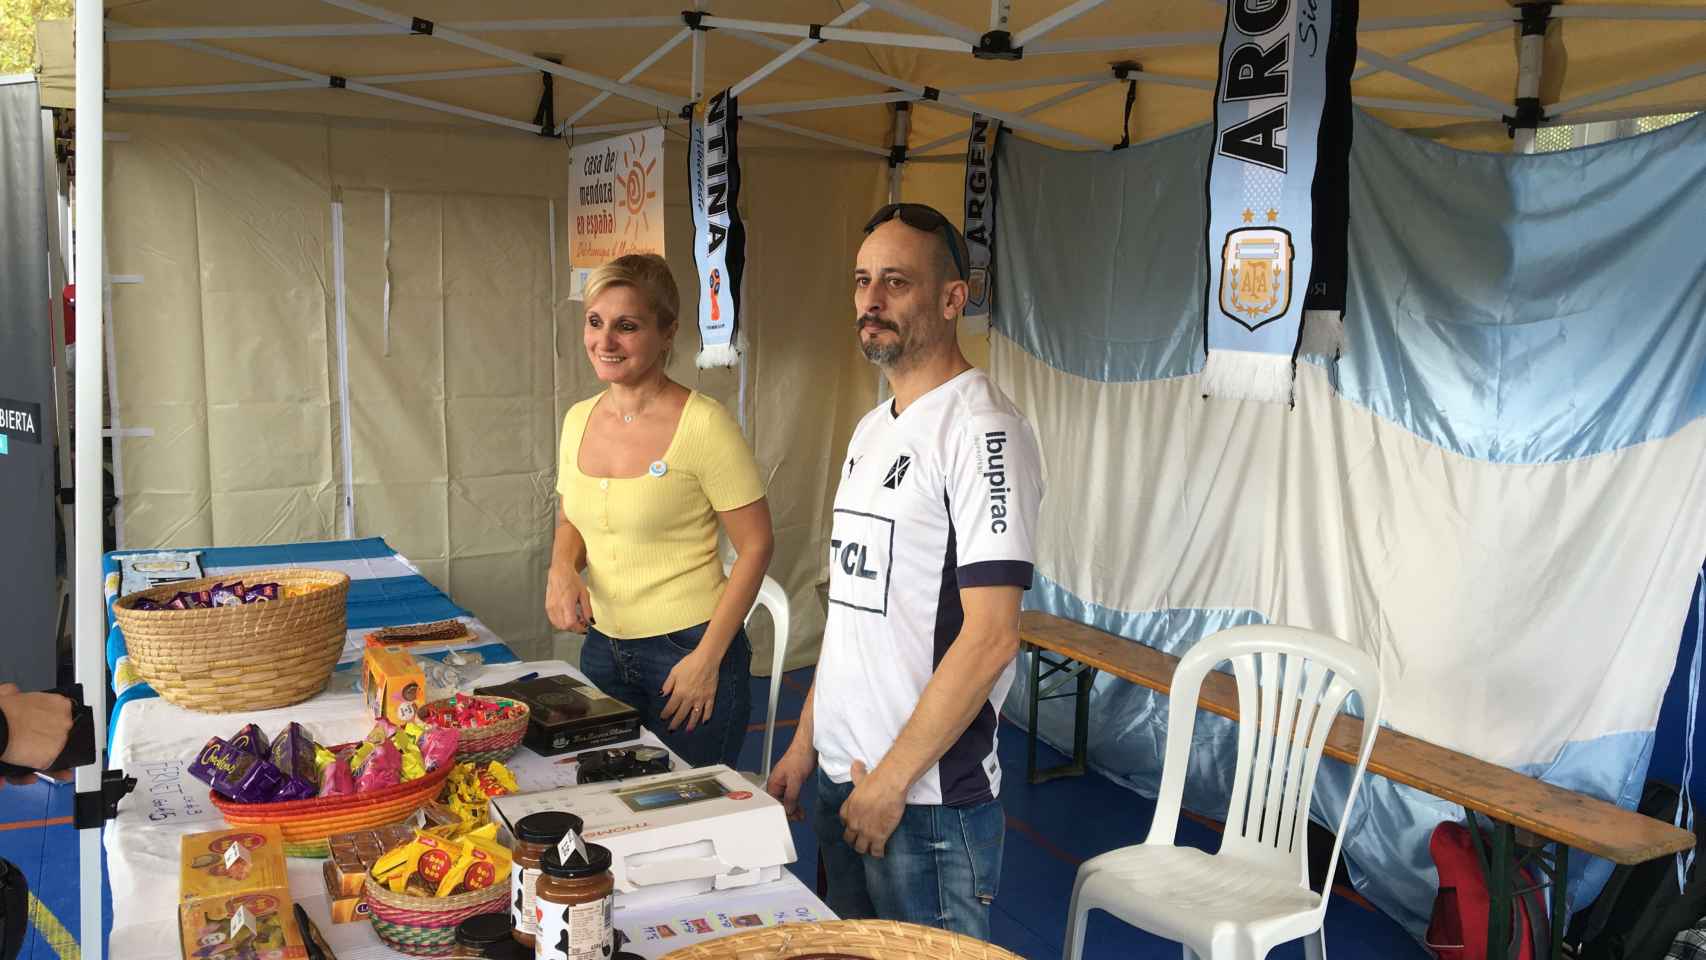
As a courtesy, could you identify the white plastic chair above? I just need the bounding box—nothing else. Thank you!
[1062,624,1384,960]
[726,562,792,781]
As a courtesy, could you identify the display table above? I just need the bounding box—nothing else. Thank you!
[101,540,831,958]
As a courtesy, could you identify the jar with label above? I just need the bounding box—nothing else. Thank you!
[509,811,583,949]
[535,842,614,960]
[446,913,531,960]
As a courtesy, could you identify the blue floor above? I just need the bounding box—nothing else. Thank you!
[739,667,1427,960]
[0,665,1422,959]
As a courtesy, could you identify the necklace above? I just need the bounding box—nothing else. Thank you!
[611,387,664,425]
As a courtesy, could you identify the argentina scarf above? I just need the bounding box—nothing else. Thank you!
[1201,0,1358,403]
[692,88,746,368]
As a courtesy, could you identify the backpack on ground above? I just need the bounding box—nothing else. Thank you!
[1570,779,1706,960]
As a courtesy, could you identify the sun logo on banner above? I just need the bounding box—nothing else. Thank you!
[620,134,658,243]
[1218,226,1293,330]
[708,269,722,323]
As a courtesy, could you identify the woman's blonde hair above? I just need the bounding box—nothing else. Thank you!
[584,253,681,333]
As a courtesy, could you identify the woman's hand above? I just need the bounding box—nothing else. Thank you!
[659,649,722,733]
[546,565,593,633]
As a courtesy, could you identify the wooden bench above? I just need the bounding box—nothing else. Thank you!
[1019,611,1695,960]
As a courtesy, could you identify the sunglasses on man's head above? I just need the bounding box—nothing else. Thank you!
[863,203,969,282]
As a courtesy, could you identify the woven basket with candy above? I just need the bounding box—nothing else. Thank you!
[363,819,514,956]
[418,694,528,765]
[197,720,462,858]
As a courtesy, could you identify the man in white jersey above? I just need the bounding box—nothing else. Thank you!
[765,203,1043,938]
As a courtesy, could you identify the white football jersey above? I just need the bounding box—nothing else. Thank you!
[814,369,1045,806]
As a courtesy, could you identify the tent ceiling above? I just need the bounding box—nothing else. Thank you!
[89,0,1706,153]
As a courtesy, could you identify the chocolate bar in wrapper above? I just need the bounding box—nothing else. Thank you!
[209,581,246,607]
[244,582,279,603]
[131,597,161,611]
[188,737,288,803]
[267,722,320,801]
[229,723,271,760]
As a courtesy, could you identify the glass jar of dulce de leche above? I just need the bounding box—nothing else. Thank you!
[534,842,614,960]
[509,811,583,949]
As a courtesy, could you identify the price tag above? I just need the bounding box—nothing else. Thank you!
[230,905,256,941]
[222,841,250,871]
[556,829,589,867]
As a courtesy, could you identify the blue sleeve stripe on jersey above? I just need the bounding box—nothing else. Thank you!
[958,560,1035,590]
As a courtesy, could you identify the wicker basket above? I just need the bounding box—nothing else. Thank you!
[112,568,349,713]
[660,920,1025,959]
[424,696,529,765]
[363,874,509,957]
[211,760,453,859]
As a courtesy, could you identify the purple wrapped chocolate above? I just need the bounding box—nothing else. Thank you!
[132,598,161,611]
[228,723,271,760]
[187,737,287,803]
[243,582,279,604]
[267,722,320,801]
[209,581,246,607]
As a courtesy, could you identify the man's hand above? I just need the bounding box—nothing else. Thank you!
[545,566,593,633]
[0,684,73,780]
[839,760,906,858]
[764,743,816,821]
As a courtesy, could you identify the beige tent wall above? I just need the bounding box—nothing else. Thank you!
[105,107,885,670]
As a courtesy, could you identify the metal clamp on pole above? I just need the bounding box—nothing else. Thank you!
[681,10,711,31]
[974,30,1022,60]
[75,771,138,830]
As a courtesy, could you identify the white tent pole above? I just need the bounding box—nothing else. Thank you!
[1014,0,1111,48]
[889,102,911,203]
[1357,48,1512,114]
[74,0,110,955]
[316,0,686,113]
[1550,4,1706,21]
[1360,11,1516,29]
[742,115,891,156]
[1351,95,1505,118]
[912,79,1112,154]
[112,66,541,99]
[1512,8,1548,153]
[559,29,692,133]
[169,40,545,134]
[1549,61,1706,118]
[571,118,683,136]
[730,3,871,98]
[990,0,1011,32]
[950,72,1107,94]
[106,16,683,42]
[1352,23,1507,81]
[691,27,705,103]
[860,0,983,45]
[1551,100,1706,124]
[743,91,919,117]
[1026,31,1220,54]
[699,16,972,53]
[729,30,1109,148]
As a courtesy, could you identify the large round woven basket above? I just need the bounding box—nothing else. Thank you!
[363,874,509,957]
[112,568,349,713]
[659,920,1024,959]
[211,759,452,858]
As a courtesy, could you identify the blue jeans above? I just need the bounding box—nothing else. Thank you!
[811,768,1005,939]
[579,622,751,769]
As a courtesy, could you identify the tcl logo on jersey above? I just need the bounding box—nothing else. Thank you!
[982,430,1014,533]
[828,509,893,615]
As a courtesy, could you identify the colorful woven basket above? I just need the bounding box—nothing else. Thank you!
[112,568,348,713]
[425,696,529,765]
[211,758,452,859]
[364,874,509,957]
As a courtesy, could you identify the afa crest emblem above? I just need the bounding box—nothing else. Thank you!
[1218,227,1294,330]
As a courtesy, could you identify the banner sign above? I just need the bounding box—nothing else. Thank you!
[691,89,746,368]
[567,126,665,300]
[963,114,1002,319]
[1200,0,1357,403]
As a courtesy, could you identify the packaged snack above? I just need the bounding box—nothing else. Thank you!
[365,619,472,647]
[417,726,459,772]
[132,597,162,611]
[267,723,320,802]
[435,839,511,897]
[188,738,286,803]
[243,582,279,603]
[318,750,356,798]
[354,740,401,793]
[178,825,305,958]
[373,832,463,895]
[363,645,426,726]
[209,581,245,607]
[228,723,271,761]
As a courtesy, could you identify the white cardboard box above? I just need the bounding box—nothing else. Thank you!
[491,765,797,909]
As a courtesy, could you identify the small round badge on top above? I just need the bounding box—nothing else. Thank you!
[648,460,668,478]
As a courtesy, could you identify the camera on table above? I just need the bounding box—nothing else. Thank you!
[575,746,672,784]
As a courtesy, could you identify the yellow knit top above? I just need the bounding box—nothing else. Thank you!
[556,391,765,639]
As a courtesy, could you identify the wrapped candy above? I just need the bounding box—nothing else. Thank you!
[229,723,271,760]
[267,722,320,802]
[372,832,462,896]
[318,750,356,798]
[476,761,516,797]
[313,744,338,780]
[354,740,401,793]
[132,598,162,611]
[188,737,286,803]
[243,582,279,603]
[416,726,459,773]
[434,836,511,897]
[209,581,246,607]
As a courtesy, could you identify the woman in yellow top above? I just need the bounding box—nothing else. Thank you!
[546,253,774,769]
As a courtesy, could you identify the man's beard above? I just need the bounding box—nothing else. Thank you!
[858,314,910,368]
